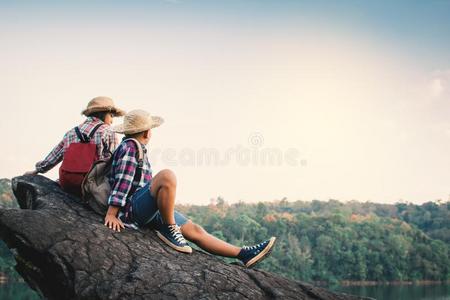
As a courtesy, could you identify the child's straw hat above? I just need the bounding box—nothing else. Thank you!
[113,109,164,134]
[81,96,126,117]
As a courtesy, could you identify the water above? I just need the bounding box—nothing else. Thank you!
[332,283,450,300]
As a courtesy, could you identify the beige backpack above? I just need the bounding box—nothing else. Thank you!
[81,138,144,216]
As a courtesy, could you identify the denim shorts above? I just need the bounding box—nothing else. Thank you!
[130,182,189,229]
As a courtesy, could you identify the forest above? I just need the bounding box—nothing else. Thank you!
[177,197,449,284]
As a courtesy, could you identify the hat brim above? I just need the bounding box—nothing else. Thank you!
[82,106,126,117]
[113,116,164,134]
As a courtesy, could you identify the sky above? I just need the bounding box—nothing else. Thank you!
[0,0,449,205]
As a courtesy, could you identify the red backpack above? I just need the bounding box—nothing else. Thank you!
[59,124,104,196]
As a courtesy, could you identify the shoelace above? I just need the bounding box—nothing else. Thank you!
[242,240,267,252]
[168,224,187,244]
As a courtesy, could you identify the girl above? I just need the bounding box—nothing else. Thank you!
[25,96,124,195]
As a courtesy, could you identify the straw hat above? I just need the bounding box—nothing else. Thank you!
[113,109,164,134]
[81,96,126,117]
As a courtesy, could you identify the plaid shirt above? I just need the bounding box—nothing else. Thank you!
[35,117,119,173]
[107,139,153,221]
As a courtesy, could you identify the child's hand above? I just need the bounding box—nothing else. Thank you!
[104,214,125,232]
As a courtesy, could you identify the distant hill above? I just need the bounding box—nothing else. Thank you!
[0,179,17,209]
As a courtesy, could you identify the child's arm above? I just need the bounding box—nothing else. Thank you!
[29,137,65,174]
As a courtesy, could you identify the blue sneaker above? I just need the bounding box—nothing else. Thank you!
[156,224,192,254]
[237,237,276,268]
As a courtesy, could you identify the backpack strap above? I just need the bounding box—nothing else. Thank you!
[74,123,104,143]
[123,138,145,196]
[124,138,144,167]
[74,127,89,143]
[88,123,104,139]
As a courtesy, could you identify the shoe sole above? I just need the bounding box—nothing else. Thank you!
[156,231,193,254]
[245,237,276,268]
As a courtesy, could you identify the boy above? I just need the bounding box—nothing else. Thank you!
[105,109,276,268]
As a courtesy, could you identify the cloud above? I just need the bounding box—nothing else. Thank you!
[429,69,450,98]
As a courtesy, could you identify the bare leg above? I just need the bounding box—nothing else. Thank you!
[150,169,241,257]
[150,169,176,224]
[181,221,241,257]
